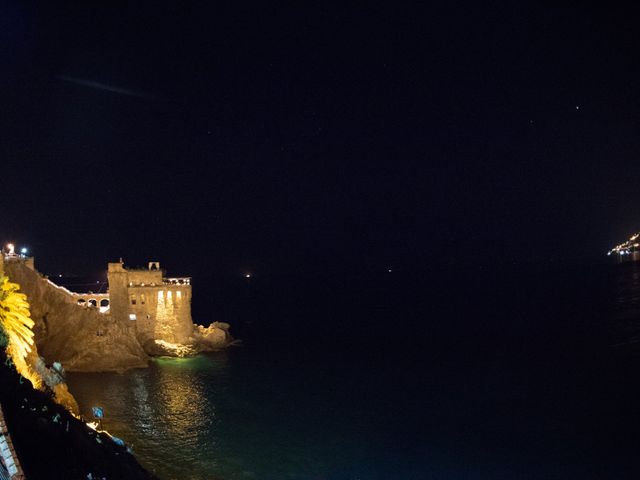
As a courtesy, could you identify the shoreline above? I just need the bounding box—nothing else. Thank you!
[0,349,158,479]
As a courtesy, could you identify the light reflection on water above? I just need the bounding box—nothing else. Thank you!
[67,354,230,480]
[66,348,400,480]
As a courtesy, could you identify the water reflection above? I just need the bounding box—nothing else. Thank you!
[131,371,154,433]
[155,359,208,440]
[67,352,230,479]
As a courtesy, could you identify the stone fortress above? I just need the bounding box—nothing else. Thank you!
[1,244,232,372]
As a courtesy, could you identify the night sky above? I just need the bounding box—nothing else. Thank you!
[2,2,640,278]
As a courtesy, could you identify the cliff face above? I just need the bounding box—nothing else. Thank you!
[4,262,148,372]
[0,349,157,480]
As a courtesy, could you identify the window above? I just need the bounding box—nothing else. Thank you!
[141,294,146,305]
[130,295,137,305]
[129,313,137,320]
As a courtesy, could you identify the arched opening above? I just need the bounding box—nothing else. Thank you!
[88,299,97,307]
[100,299,109,307]
[77,298,86,306]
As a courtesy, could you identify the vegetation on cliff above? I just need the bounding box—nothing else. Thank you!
[0,274,40,388]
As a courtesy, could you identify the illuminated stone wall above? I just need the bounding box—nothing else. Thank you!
[129,285,192,344]
[4,259,148,372]
[107,261,194,346]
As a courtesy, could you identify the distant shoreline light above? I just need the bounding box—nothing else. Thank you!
[607,232,640,257]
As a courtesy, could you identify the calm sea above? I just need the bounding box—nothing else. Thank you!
[66,262,640,479]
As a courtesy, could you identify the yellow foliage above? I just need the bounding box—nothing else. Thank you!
[0,274,42,389]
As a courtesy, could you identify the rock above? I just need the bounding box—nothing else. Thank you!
[142,339,197,357]
[193,323,231,351]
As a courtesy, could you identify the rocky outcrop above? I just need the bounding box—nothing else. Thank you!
[140,322,233,357]
[28,351,80,414]
[192,322,233,351]
[4,262,149,372]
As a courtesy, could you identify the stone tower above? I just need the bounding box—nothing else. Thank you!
[107,260,194,346]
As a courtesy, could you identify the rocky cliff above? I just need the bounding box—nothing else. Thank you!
[0,349,157,479]
[4,262,149,372]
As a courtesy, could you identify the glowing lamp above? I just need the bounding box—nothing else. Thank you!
[6,243,14,254]
[20,247,27,254]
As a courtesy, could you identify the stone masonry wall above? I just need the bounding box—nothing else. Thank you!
[4,260,148,372]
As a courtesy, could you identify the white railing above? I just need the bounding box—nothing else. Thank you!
[163,277,191,285]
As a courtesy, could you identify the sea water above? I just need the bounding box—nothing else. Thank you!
[67,263,640,479]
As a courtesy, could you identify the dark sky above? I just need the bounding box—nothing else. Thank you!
[2,2,640,277]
